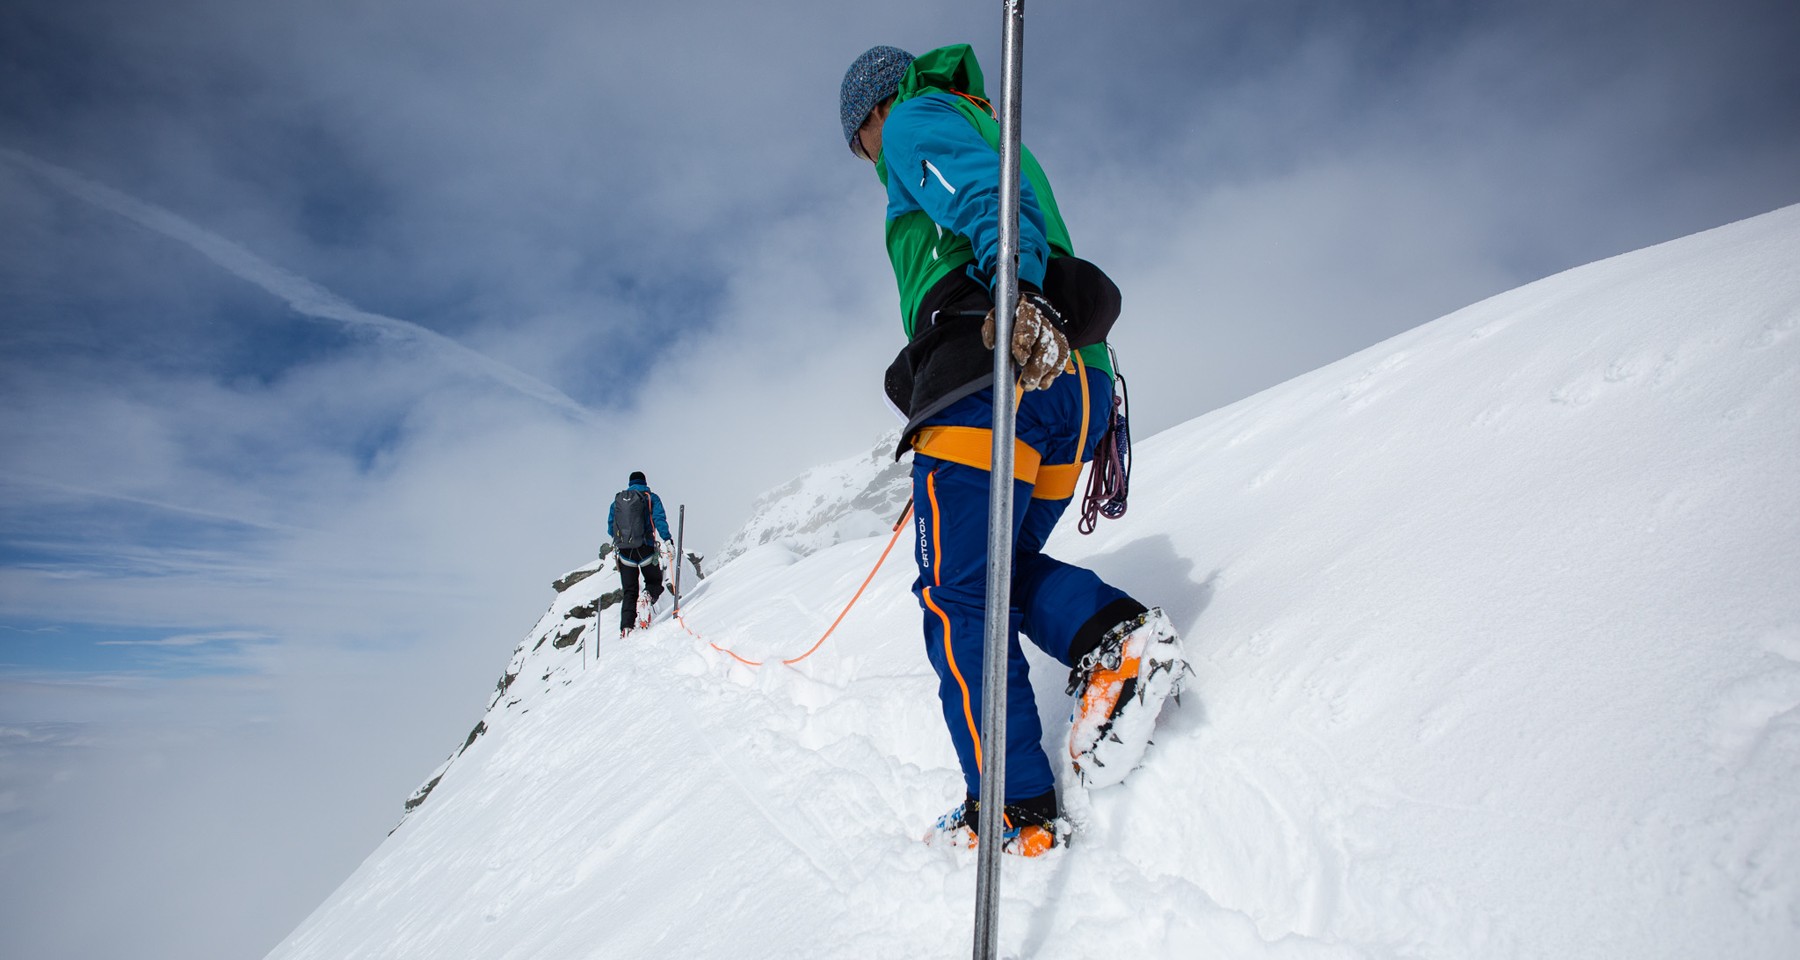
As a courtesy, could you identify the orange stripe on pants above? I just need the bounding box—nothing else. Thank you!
[924,468,981,769]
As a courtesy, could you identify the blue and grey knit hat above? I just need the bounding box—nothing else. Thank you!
[839,45,914,152]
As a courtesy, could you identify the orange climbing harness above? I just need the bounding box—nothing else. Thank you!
[676,501,915,667]
[908,354,1091,501]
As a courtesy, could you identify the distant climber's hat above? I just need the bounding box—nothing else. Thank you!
[629,471,646,486]
[840,45,914,152]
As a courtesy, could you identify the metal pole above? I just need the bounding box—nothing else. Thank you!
[975,3,1025,958]
[673,504,686,612]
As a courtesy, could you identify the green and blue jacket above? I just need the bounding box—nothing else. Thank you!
[874,45,1116,449]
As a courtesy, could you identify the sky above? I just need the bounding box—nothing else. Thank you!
[0,0,1796,958]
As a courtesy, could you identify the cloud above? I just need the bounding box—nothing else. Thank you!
[0,147,596,421]
[96,630,270,647]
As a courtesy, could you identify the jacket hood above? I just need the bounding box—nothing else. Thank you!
[895,44,987,104]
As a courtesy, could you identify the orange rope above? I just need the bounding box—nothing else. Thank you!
[950,89,997,119]
[682,501,914,668]
[667,608,755,663]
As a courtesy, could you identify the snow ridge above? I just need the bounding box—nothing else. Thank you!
[270,206,1800,960]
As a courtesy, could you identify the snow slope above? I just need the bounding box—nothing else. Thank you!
[268,206,1800,959]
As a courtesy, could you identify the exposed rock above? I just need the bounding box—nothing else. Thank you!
[459,720,487,754]
[403,773,443,813]
[553,554,605,593]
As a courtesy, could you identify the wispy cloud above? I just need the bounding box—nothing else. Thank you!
[96,630,270,648]
[0,147,597,422]
[0,469,305,536]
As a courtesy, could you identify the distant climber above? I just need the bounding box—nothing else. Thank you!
[838,43,1190,856]
[608,471,673,637]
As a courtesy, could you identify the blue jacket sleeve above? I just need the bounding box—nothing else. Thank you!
[882,94,1050,290]
[651,494,672,542]
[606,498,616,540]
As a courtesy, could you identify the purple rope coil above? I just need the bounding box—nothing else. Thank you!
[1078,370,1132,535]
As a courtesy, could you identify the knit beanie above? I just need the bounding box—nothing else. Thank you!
[839,45,914,152]
[629,471,646,486]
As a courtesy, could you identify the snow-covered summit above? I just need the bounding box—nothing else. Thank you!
[713,425,912,570]
[269,206,1800,960]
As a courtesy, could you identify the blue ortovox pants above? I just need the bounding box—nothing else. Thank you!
[909,367,1145,803]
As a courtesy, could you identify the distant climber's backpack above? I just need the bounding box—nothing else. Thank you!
[613,489,653,550]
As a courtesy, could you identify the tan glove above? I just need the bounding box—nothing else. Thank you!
[981,292,1071,391]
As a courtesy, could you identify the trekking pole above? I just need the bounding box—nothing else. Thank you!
[974,3,1025,958]
[673,505,686,613]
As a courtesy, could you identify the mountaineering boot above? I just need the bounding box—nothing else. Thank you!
[923,791,1065,857]
[1067,606,1190,789]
